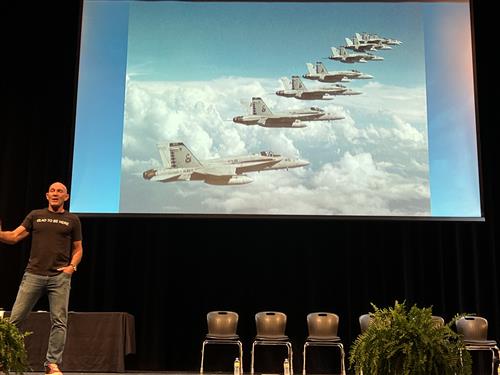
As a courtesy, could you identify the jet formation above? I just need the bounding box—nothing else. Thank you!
[142,142,309,185]
[143,32,401,186]
[233,32,401,125]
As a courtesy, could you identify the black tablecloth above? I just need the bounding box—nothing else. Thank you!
[12,311,135,372]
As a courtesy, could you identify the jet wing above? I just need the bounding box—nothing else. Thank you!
[235,159,280,174]
[261,117,301,127]
[299,91,327,100]
[257,118,268,126]
[322,74,348,83]
[193,165,237,178]
[151,171,193,183]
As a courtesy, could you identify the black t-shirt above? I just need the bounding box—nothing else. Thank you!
[21,208,82,276]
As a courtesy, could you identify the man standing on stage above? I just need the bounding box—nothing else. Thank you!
[0,182,83,375]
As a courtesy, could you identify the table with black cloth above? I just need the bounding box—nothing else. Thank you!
[11,311,136,372]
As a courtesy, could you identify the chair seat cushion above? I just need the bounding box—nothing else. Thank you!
[307,335,341,341]
[464,339,498,347]
[206,334,240,340]
[255,335,289,341]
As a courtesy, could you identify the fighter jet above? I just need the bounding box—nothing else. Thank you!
[302,62,373,83]
[344,36,392,52]
[356,32,402,46]
[344,37,377,52]
[329,47,384,63]
[232,97,344,128]
[142,142,309,185]
[275,75,362,100]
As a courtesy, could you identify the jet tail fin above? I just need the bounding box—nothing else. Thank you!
[251,97,273,115]
[330,47,340,57]
[316,61,328,74]
[291,75,306,90]
[306,63,316,75]
[280,77,291,90]
[157,143,172,168]
[339,47,349,57]
[167,142,202,168]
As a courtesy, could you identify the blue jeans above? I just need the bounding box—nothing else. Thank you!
[10,272,72,367]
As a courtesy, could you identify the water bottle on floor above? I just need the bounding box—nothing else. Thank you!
[283,358,290,375]
[234,357,241,375]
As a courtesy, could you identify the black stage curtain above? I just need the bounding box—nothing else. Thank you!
[1,1,498,372]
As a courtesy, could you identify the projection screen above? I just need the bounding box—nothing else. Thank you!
[70,0,482,219]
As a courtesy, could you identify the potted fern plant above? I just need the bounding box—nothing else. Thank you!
[0,316,30,374]
[349,301,472,375]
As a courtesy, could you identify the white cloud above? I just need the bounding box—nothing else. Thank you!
[307,152,430,215]
[119,77,430,216]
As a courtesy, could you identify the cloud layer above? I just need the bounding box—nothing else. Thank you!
[120,76,430,216]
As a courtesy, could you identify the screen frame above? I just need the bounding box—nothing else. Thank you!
[69,0,484,221]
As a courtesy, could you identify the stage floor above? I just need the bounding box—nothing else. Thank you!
[25,374,343,375]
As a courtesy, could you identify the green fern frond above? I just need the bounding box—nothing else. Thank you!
[0,318,31,374]
[349,301,472,375]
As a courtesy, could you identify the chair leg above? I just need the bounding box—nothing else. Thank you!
[338,343,346,375]
[302,343,307,375]
[200,341,206,373]
[251,341,256,374]
[286,342,293,375]
[491,346,500,375]
[238,341,244,374]
[200,340,243,374]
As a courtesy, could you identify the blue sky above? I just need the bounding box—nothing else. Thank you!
[127,2,424,86]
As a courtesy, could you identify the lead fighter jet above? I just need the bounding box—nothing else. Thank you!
[142,142,309,185]
[232,97,344,128]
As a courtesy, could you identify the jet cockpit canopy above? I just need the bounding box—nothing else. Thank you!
[260,151,280,157]
[310,107,324,112]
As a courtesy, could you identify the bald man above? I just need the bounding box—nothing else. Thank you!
[0,182,83,375]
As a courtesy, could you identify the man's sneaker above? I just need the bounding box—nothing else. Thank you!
[45,363,63,375]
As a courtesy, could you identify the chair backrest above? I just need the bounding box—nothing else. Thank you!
[207,311,239,337]
[456,316,489,341]
[255,311,287,338]
[431,315,445,327]
[307,312,339,339]
[359,313,373,334]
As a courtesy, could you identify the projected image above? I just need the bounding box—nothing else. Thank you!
[119,2,430,215]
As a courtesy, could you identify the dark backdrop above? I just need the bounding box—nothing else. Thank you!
[1,1,498,373]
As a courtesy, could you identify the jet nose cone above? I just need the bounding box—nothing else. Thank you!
[299,159,310,167]
[233,116,241,122]
[322,113,345,121]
